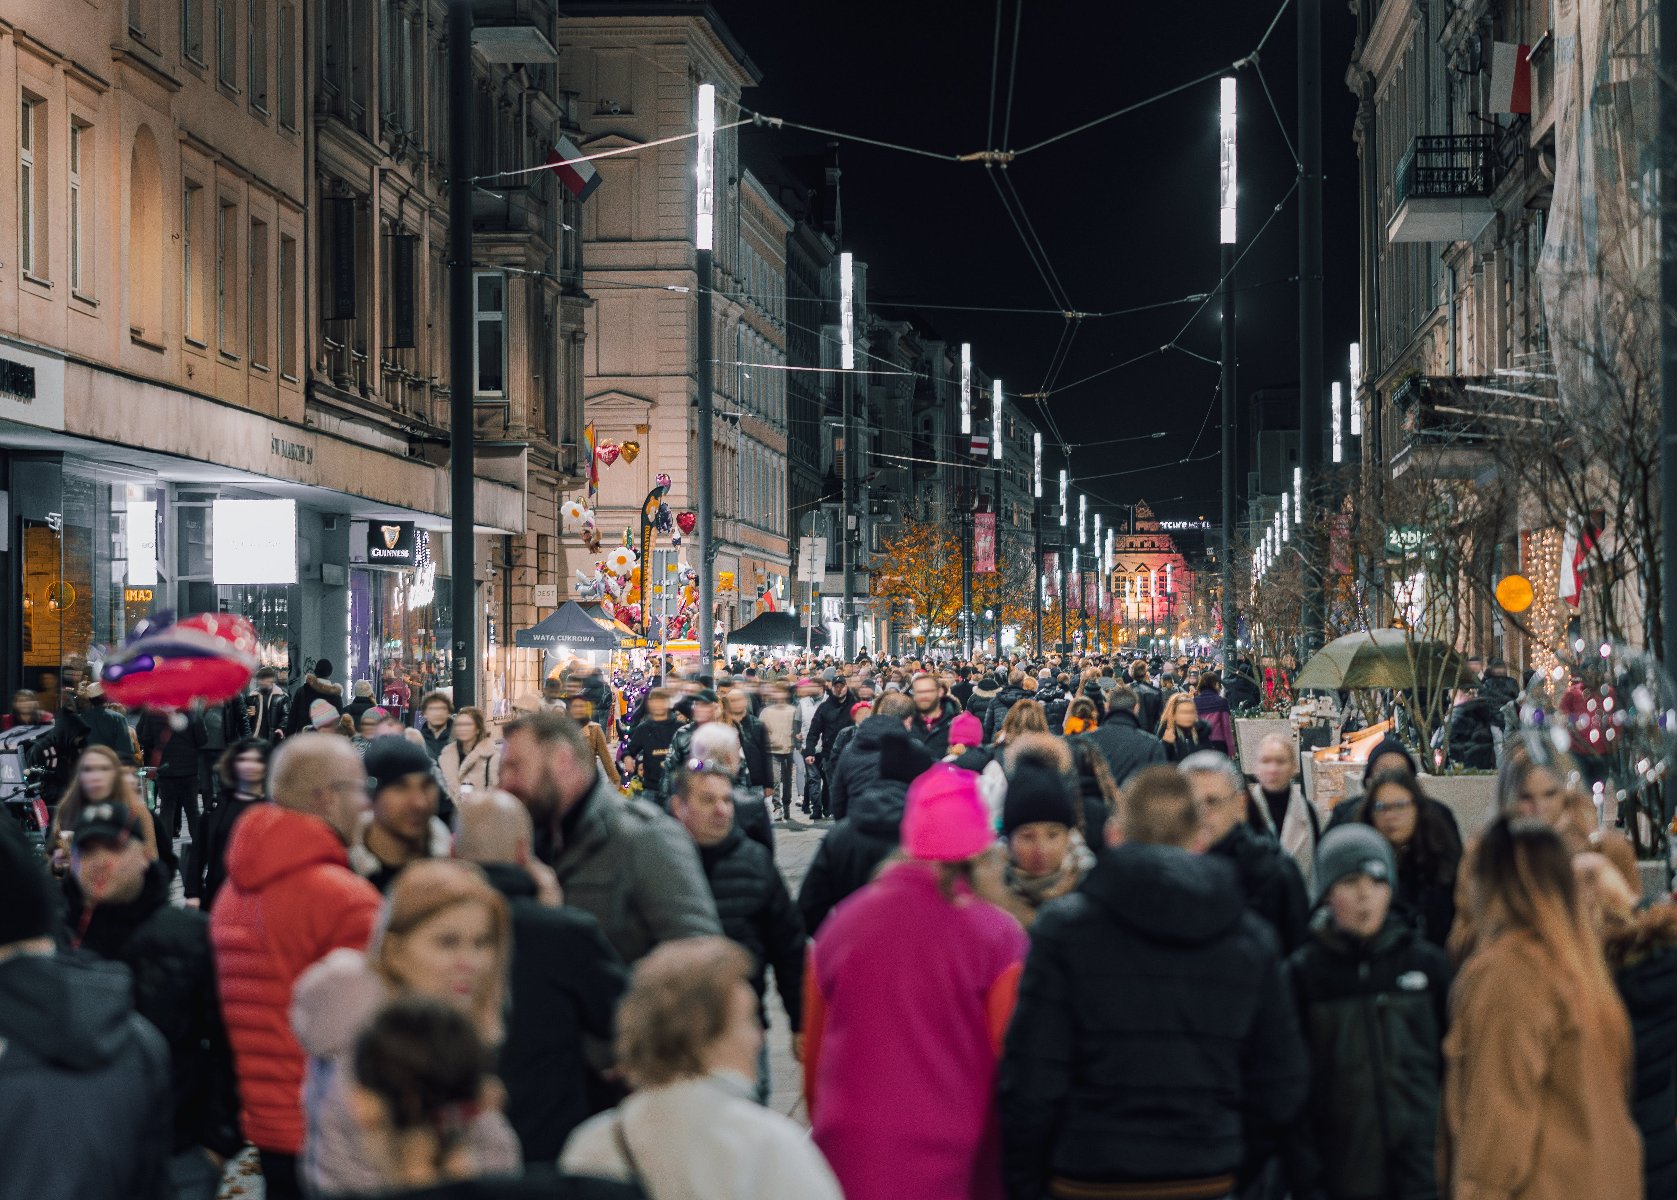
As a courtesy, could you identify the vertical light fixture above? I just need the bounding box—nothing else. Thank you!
[959,343,972,434]
[1281,492,1291,541]
[694,79,716,669]
[1349,341,1363,436]
[1094,513,1102,564]
[839,251,855,370]
[992,379,1003,461]
[1219,75,1239,246]
[695,83,716,251]
[1059,469,1068,528]
[1331,381,1344,463]
[1293,465,1303,519]
[1079,494,1087,544]
[1033,431,1043,497]
[1166,561,1174,594]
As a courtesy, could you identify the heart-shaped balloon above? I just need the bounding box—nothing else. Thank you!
[677,511,697,535]
[596,442,621,466]
[620,440,641,464]
[655,472,672,489]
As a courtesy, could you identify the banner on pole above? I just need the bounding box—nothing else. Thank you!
[974,512,997,574]
[1044,552,1058,598]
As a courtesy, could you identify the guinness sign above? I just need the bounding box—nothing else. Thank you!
[367,520,416,567]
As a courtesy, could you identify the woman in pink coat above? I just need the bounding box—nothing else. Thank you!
[803,762,1028,1200]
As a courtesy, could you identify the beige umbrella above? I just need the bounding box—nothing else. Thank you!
[1293,628,1478,691]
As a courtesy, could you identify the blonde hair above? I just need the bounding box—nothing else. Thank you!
[51,745,158,861]
[374,860,511,1045]
[615,937,753,1089]
[999,699,1048,742]
[1157,692,1199,737]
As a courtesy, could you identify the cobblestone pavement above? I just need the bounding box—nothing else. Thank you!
[219,817,832,1195]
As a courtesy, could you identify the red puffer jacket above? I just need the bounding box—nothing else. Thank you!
[209,804,380,1154]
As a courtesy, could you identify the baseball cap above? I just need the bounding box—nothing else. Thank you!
[692,688,720,706]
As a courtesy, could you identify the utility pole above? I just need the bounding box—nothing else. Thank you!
[839,252,857,662]
[1298,0,1325,656]
[446,0,476,706]
[1058,468,1069,655]
[1033,429,1044,656]
[695,84,717,671]
[1662,0,1677,672]
[961,472,974,659]
[1219,75,1240,675]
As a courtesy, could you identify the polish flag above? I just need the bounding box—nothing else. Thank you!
[1490,43,1532,115]
[1559,517,1599,608]
[546,134,603,201]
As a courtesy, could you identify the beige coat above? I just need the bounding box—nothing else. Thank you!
[1440,929,1641,1200]
[439,738,499,799]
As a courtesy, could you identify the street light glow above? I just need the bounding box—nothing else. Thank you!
[1219,76,1238,245]
[1331,381,1344,463]
[1079,494,1087,544]
[1293,465,1303,520]
[1281,491,1290,542]
[695,83,716,251]
[1033,431,1042,498]
[960,343,972,434]
[1349,342,1363,436]
[1059,469,1068,527]
[992,379,1003,461]
[839,252,855,371]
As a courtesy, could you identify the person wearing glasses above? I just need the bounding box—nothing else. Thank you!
[1351,769,1463,950]
[209,736,382,1200]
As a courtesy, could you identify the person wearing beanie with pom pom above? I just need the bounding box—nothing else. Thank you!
[803,762,1026,1200]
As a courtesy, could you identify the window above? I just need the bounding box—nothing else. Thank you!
[216,0,235,87]
[19,96,45,278]
[216,198,238,355]
[248,217,268,369]
[473,271,505,397]
[278,233,297,378]
[182,0,203,62]
[69,120,88,293]
[182,181,206,342]
[276,4,295,127]
[247,0,267,111]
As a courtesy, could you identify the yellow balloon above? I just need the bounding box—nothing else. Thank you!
[1495,573,1535,614]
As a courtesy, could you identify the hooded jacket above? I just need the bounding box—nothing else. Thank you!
[63,862,242,1159]
[1209,820,1311,954]
[348,811,454,893]
[999,843,1308,1197]
[827,713,908,822]
[1083,707,1168,787]
[1284,910,1452,1200]
[476,862,627,1164]
[283,674,345,737]
[983,682,1032,741]
[1445,697,1498,771]
[966,680,1002,726]
[209,803,382,1154]
[0,951,173,1200]
[796,774,909,935]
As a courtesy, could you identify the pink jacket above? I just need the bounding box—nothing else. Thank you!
[805,860,1027,1200]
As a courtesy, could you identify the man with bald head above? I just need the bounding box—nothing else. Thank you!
[209,735,380,1200]
[455,790,627,1163]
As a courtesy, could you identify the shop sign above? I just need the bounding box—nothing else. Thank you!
[270,435,314,466]
[0,341,65,431]
[212,498,299,585]
[1384,525,1427,560]
[367,520,416,567]
[533,584,559,607]
[124,587,154,604]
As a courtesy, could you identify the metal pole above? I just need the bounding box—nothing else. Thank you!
[1033,504,1044,656]
[841,370,855,661]
[697,246,715,672]
[447,0,476,706]
[1662,0,1677,673]
[994,464,1004,660]
[1298,0,1325,656]
[1221,240,1238,673]
[961,482,973,660]
[1059,549,1068,654]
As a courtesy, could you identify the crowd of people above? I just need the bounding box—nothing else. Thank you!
[1,646,1672,1200]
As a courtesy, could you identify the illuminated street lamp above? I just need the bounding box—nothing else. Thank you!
[960,343,972,434]
[696,81,717,665]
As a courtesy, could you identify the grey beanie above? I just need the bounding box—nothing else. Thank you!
[1312,824,1397,904]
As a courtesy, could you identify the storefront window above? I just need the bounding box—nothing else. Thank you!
[347,529,451,719]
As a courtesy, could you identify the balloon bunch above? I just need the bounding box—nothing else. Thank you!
[100,611,260,711]
[593,439,642,467]
[562,498,603,554]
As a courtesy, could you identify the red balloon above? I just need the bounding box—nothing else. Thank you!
[103,657,255,711]
[101,612,260,710]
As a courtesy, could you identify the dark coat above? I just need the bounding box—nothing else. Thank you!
[186,791,266,908]
[1208,821,1311,954]
[1350,796,1462,950]
[802,691,855,762]
[80,705,136,764]
[246,687,290,741]
[827,714,906,823]
[62,862,242,1159]
[1132,681,1164,733]
[697,827,806,1029]
[1445,699,1498,771]
[1083,708,1168,787]
[999,843,1308,1198]
[734,712,772,791]
[984,683,1032,741]
[418,719,453,764]
[910,696,963,759]
[0,949,174,1200]
[136,711,207,778]
[1193,691,1234,755]
[1161,719,1216,762]
[283,676,345,737]
[1609,907,1677,1200]
[623,716,680,794]
[1225,670,1262,712]
[479,862,627,1164]
[966,684,1001,728]
[1284,911,1453,1200]
[797,776,907,935]
[200,696,252,751]
[731,785,775,862]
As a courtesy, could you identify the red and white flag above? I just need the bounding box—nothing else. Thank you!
[1490,43,1532,115]
[546,134,603,201]
[1559,516,1600,608]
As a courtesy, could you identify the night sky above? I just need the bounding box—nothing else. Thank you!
[722,0,1360,529]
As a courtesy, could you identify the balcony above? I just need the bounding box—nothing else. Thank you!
[472,0,559,63]
[1388,134,1501,243]
[472,182,547,238]
[1389,375,1499,480]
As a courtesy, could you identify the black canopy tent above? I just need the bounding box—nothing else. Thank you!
[514,600,622,652]
[725,611,828,649]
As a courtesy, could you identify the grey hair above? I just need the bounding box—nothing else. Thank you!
[1176,750,1246,796]
[689,722,743,771]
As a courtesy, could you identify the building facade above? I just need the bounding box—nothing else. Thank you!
[1108,502,1198,655]
[0,0,588,711]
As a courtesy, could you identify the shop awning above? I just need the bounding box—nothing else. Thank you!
[514,601,622,651]
[726,611,828,649]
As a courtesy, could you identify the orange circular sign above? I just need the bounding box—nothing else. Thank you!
[1496,573,1534,614]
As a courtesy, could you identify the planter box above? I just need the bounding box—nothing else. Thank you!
[1417,771,1498,837]
[1234,718,1294,776]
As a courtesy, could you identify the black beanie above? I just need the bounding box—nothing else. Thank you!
[315,659,335,679]
[879,728,935,785]
[0,819,59,946]
[1361,737,1417,784]
[1002,760,1079,836]
[364,734,436,793]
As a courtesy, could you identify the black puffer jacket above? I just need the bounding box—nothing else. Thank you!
[797,776,907,935]
[697,826,806,1029]
[61,862,242,1159]
[1445,698,1498,770]
[1084,708,1168,787]
[479,862,626,1164]
[135,711,206,778]
[827,714,906,822]
[1283,910,1452,1200]
[984,683,1032,741]
[966,682,1001,728]
[1208,821,1310,954]
[734,711,772,792]
[1132,681,1164,733]
[911,696,963,759]
[999,843,1308,1198]
[802,692,854,763]
[184,791,266,908]
[1608,906,1677,1200]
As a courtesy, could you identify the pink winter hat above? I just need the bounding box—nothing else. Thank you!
[901,764,993,862]
[949,712,983,747]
